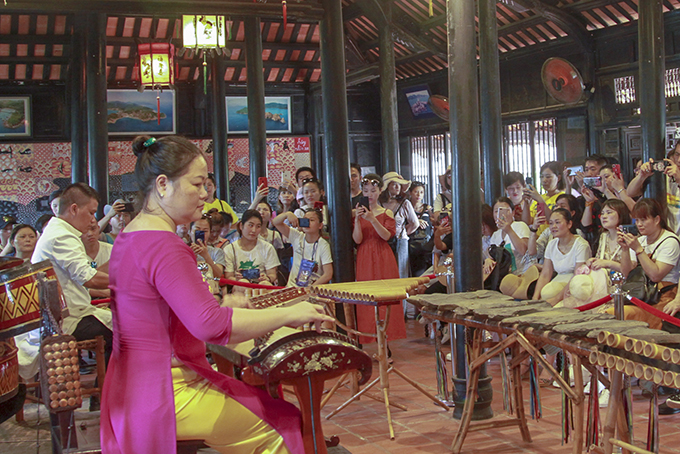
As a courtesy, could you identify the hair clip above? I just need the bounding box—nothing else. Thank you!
[143,137,157,148]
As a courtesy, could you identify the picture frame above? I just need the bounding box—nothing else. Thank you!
[107,89,176,136]
[0,96,31,138]
[226,96,291,134]
[403,84,435,119]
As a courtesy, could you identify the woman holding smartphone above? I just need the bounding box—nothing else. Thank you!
[521,161,565,235]
[353,173,405,344]
[484,197,530,276]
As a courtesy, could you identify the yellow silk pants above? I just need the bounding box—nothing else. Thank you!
[173,366,290,454]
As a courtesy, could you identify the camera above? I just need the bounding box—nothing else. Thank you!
[650,159,670,172]
[583,176,602,189]
[122,202,135,212]
[298,217,310,228]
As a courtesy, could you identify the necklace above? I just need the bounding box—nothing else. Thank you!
[557,236,575,255]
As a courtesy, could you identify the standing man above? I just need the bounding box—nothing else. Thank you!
[32,182,111,411]
[350,163,363,208]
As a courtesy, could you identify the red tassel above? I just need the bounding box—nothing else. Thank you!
[157,96,161,125]
[283,1,288,29]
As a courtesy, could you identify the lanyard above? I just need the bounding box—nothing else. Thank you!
[301,237,319,262]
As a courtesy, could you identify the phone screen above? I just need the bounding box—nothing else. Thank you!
[194,230,205,243]
[567,165,583,176]
[359,196,370,209]
[298,218,310,228]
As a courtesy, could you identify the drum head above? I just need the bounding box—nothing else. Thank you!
[0,259,52,284]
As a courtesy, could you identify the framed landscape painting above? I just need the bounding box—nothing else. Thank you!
[0,96,31,138]
[107,89,176,136]
[226,96,291,134]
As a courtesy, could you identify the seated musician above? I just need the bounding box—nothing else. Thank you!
[101,135,333,454]
[618,198,680,330]
[224,209,280,289]
[272,207,333,287]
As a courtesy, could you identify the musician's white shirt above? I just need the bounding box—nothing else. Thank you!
[286,229,333,287]
[32,217,112,335]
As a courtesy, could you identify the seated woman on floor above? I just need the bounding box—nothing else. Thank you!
[483,197,529,277]
[618,198,680,330]
[532,208,592,306]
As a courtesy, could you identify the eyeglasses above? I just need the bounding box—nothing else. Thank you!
[361,178,380,187]
[301,178,318,185]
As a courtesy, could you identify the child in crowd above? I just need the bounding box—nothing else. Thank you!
[272,208,333,287]
[294,178,329,228]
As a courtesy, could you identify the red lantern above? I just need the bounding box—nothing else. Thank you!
[137,43,175,88]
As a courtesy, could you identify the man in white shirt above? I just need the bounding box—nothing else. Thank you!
[32,183,111,410]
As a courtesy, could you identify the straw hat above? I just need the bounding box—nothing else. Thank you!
[382,172,411,193]
[562,268,610,309]
[499,265,540,300]
[438,165,452,189]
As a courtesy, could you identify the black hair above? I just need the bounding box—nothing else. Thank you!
[295,166,315,183]
[602,199,631,226]
[494,196,514,211]
[59,183,100,216]
[556,193,582,230]
[632,198,669,232]
[131,135,203,206]
[550,207,577,234]
[10,224,36,244]
[350,163,362,174]
[238,209,264,235]
[34,214,53,234]
[584,154,608,168]
[303,207,324,223]
[48,189,63,205]
[481,204,497,234]
[539,161,565,190]
[503,172,525,189]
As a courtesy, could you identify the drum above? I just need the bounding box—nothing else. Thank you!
[0,260,64,339]
[0,338,19,403]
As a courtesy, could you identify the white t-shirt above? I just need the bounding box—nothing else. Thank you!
[433,191,452,213]
[639,230,680,284]
[489,221,530,271]
[224,238,280,276]
[261,228,285,250]
[667,178,680,236]
[544,236,592,275]
[93,241,113,267]
[286,229,333,287]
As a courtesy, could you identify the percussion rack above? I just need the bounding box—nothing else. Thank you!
[309,289,450,441]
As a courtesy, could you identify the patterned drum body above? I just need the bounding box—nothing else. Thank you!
[248,330,372,387]
[0,260,62,339]
[0,338,19,403]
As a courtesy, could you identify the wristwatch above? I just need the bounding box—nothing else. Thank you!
[529,226,538,233]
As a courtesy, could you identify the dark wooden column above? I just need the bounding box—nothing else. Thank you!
[379,5,399,174]
[244,17,267,201]
[478,0,502,205]
[70,15,87,184]
[211,56,230,203]
[85,12,108,210]
[447,0,492,421]
[639,0,666,201]
[320,0,354,284]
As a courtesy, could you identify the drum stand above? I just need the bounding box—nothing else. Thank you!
[325,303,450,440]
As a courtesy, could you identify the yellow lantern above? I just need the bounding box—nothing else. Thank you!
[182,15,227,49]
[138,43,175,87]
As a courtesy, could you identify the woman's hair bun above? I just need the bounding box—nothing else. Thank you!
[132,135,154,158]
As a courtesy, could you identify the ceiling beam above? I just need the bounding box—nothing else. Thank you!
[107,58,320,70]
[1,1,324,20]
[512,0,593,52]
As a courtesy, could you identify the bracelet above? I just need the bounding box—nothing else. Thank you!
[635,248,645,255]
[529,226,538,233]
[586,201,595,207]
[616,188,625,194]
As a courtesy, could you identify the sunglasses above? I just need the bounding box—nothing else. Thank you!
[301,177,318,185]
[361,178,380,187]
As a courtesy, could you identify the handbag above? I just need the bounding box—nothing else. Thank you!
[386,198,407,255]
[484,242,513,291]
[622,235,680,304]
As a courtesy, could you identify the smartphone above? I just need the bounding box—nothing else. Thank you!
[122,202,135,213]
[359,196,370,209]
[525,176,533,187]
[440,213,450,225]
[567,165,583,176]
[298,217,310,228]
[536,203,545,219]
[612,164,622,179]
[650,159,670,172]
[619,224,639,236]
[258,177,268,188]
[583,176,602,188]
[241,268,261,281]
[314,201,324,210]
[194,230,205,243]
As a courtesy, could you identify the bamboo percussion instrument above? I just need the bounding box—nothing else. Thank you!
[596,330,680,362]
[590,351,678,387]
[311,276,430,303]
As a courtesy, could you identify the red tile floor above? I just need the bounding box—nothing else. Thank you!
[318,320,680,454]
[3,319,680,453]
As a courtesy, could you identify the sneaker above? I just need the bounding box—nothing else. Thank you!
[666,392,680,409]
[598,389,610,408]
[659,401,680,415]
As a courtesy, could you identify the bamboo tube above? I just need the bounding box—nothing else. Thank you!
[589,351,599,365]
[615,357,626,373]
[597,331,608,344]
[642,343,666,360]
[633,339,645,355]
[664,371,676,387]
[643,365,655,382]
[624,337,637,352]
[597,352,608,367]
[606,332,625,349]
[673,349,680,364]
[606,355,617,369]
[652,368,665,385]
[675,375,680,389]
[625,361,636,376]
[662,348,672,362]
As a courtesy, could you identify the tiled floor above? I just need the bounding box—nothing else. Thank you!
[3,320,680,453]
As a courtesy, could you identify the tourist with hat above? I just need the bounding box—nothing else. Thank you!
[433,166,452,222]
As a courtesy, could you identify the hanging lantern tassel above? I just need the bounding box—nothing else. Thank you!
[429,0,434,17]
[157,95,161,125]
[203,53,208,95]
[283,1,288,29]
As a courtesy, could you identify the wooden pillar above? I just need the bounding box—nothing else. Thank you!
[639,0,666,201]
[379,6,399,175]
[244,17,267,201]
[85,12,108,211]
[447,0,492,421]
[211,56,230,203]
[478,0,502,205]
[70,14,87,184]
[320,0,354,284]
